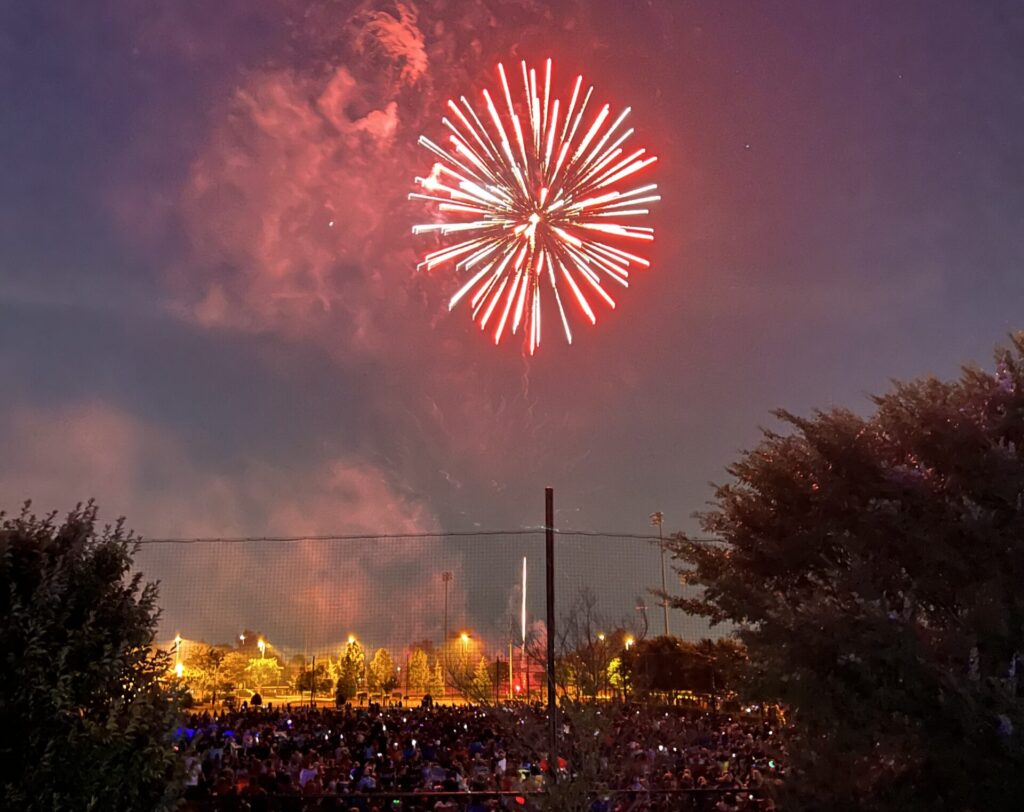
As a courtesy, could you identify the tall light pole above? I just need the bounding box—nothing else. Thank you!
[310,654,317,708]
[650,512,669,637]
[508,633,514,700]
[442,572,452,696]
[545,487,556,779]
[521,557,527,695]
[257,638,266,659]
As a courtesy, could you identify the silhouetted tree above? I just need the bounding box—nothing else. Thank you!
[0,502,181,810]
[556,588,620,700]
[671,335,1024,810]
[619,636,717,696]
[295,662,333,696]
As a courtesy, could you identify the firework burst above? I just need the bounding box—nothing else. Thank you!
[411,58,660,354]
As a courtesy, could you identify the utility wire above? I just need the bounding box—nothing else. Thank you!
[137,529,721,546]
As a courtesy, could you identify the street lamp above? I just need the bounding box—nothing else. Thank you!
[239,633,246,644]
[625,636,635,650]
[347,634,356,645]
[257,638,266,659]
[597,633,606,642]
[650,511,669,637]
[175,662,184,679]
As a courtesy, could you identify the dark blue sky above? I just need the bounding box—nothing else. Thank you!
[2,0,1022,648]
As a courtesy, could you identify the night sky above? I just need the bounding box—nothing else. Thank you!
[2,1,1023,649]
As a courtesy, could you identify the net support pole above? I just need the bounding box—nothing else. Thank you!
[545,486,557,779]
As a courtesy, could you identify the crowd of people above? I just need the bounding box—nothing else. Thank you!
[177,701,784,811]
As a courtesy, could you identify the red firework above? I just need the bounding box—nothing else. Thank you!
[412,58,660,354]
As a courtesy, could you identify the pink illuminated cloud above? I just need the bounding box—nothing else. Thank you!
[0,401,462,650]
[352,1,429,84]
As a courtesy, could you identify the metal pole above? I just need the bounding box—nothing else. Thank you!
[495,654,501,705]
[651,512,669,637]
[442,572,452,698]
[660,524,669,637]
[545,487,557,779]
[310,654,316,708]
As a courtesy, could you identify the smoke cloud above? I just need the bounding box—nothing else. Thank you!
[0,401,463,650]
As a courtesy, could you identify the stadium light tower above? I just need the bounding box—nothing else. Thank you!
[650,511,669,636]
[442,572,453,695]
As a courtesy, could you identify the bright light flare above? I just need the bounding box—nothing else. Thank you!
[411,58,660,354]
[521,557,527,643]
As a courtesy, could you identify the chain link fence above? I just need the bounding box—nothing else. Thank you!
[135,530,721,704]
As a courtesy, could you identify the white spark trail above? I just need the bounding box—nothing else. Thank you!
[412,59,660,353]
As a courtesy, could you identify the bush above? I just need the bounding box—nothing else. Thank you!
[0,502,182,811]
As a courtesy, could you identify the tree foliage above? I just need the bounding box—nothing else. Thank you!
[244,656,283,690]
[220,650,250,692]
[295,662,333,695]
[555,588,619,700]
[469,655,495,703]
[428,658,445,697]
[368,647,398,695]
[0,502,181,811]
[336,639,366,701]
[183,645,228,703]
[671,335,1024,810]
[618,636,748,698]
[538,699,611,812]
[407,648,430,694]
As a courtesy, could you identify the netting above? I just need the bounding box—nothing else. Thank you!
[135,530,723,700]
